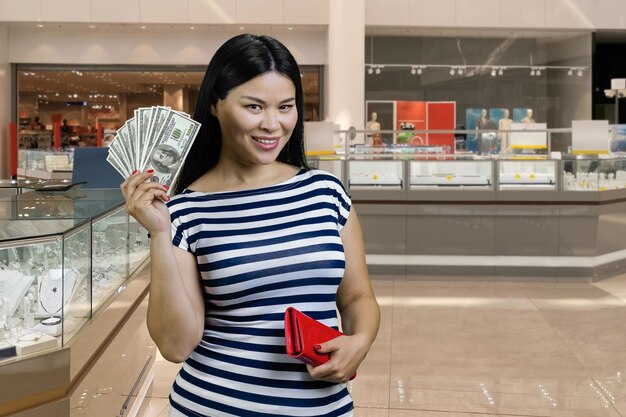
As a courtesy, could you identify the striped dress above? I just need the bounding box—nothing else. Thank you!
[166,168,354,417]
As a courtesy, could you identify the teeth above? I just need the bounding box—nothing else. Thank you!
[256,138,276,144]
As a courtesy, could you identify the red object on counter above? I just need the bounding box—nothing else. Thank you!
[53,121,61,149]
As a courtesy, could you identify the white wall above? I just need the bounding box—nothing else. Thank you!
[8,26,326,66]
[0,0,329,25]
[0,24,10,178]
[366,0,626,29]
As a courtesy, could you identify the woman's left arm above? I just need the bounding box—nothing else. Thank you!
[307,207,381,383]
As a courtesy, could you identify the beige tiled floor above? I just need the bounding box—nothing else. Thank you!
[141,274,626,416]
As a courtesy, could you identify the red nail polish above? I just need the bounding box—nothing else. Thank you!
[163,185,170,190]
[131,169,138,175]
[314,344,322,351]
[147,169,154,173]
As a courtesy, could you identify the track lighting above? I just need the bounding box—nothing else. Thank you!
[498,67,504,76]
[367,66,373,75]
[457,67,464,76]
[490,68,497,77]
[417,66,422,75]
[449,67,456,76]
[577,68,583,77]
[375,66,381,75]
[410,66,417,75]
[568,68,573,76]
[530,68,535,76]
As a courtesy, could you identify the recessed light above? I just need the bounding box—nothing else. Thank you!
[189,26,195,30]
[239,26,245,30]
[89,25,96,29]
[288,27,293,31]
[37,24,44,28]
[141,25,147,29]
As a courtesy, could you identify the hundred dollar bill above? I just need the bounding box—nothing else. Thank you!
[137,107,155,171]
[108,132,132,174]
[143,110,201,195]
[127,116,138,170]
[140,106,171,170]
[113,124,134,170]
[106,152,128,178]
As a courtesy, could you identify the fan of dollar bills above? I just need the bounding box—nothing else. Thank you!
[106,106,201,195]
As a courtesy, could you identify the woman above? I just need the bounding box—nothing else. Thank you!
[121,34,380,417]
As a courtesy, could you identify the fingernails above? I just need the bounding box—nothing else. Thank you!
[131,169,138,175]
[314,344,322,351]
[147,169,154,173]
[163,185,170,190]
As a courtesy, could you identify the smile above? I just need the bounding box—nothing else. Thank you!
[252,136,280,145]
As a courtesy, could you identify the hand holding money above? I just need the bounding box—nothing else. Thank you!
[107,106,201,196]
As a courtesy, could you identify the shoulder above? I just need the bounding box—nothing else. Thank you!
[299,169,346,190]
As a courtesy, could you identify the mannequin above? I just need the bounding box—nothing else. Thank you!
[475,109,492,154]
[366,112,383,146]
[366,112,381,131]
[521,108,536,124]
[498,109,513,152]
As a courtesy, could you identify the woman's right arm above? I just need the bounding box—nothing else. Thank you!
[121,171,205,363]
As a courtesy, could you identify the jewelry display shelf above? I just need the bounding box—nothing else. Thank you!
[0,187,151,415]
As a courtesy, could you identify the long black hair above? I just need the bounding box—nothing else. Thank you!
[173,33,309,194]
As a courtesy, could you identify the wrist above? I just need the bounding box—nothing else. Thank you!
[148,230,171,241]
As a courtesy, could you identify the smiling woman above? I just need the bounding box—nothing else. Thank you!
[119,33,380,417]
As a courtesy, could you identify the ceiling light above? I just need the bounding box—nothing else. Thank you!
[89,25,95,29]
[410,66,416,75]
[577,68,583,77]
[498,67,504,76]
[288,27,293,31]
[536,68,542,76]
[189,26,195,30]
[375,66,381,75]
[450,67,456,76]
[367,66,373,75]
[457,67,464,75]
[568,68,573,76]
[239,26,245,30]
[141,25,147,29]
[36,24,43,28]
[491,68,497,76]
[530,69,536,76]
[417,67,423,75]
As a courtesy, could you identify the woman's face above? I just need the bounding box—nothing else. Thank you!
[212,71,297,167]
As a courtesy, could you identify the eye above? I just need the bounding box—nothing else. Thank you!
[246,104,262,111]
[279,104,295,111]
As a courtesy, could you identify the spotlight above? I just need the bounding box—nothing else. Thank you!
[577,68,583,77]
[530,68,535,76]
[568,68,573,76]
[498,67,504,76]
[417,66,423,75]
[457,67,464,76]
[410,66,417,75]
[491,68,497,77]
[367,66,373,75]
[375,66,381,75]
[536,69,541,76]
[450,67,456,76]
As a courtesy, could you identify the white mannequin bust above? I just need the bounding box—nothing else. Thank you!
[521,108,535,124]
[366,112,381,131]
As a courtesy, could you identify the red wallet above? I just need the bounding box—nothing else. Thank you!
[284,307,356,379]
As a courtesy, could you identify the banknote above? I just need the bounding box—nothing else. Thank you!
[143,111,201,195]
[106,106,201,195]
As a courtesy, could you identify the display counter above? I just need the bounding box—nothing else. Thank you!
[0,188,151,416]
[308,154,626,281]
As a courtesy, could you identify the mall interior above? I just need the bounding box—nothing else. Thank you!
[2,0,626,416]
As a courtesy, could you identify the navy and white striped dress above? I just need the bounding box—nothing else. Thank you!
[166,168,354,417]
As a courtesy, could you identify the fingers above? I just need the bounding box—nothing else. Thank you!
[306,339,356,383]
[121,169,154,200]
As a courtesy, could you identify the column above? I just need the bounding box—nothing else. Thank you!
[0,24,10,178]
[326,0,365,139]
[163,85,189,114]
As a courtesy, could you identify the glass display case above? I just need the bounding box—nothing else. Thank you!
[409,160,493,189]
[497,159,557,190]
[0,191,149,363]
[17,149,74,180]
[0,218,90,359]
[562,157,626,191]
[348,160,403,189]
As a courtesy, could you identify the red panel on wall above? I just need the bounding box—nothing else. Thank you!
[427,102,456,153]
[395,101,426,145]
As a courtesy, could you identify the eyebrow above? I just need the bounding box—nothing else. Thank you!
[240,96,296,105]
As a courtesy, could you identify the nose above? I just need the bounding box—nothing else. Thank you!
[259,110,279,132]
